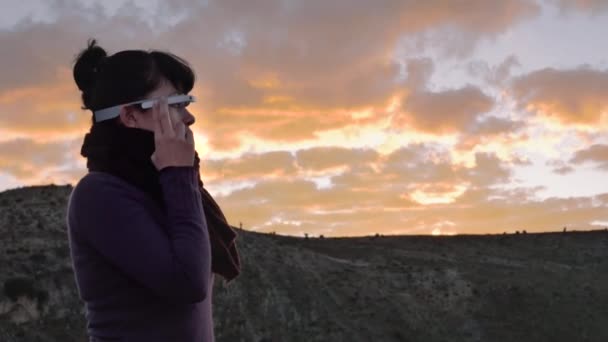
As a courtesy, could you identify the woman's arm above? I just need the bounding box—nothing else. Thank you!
[71,166,211,304]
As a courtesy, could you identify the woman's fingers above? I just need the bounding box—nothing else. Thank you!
[148,96,196,170]
[158,96,175,138]
[152,99,164,137]
[175,121,186,141]
[185,128,195,147]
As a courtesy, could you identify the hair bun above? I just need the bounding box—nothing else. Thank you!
[73,39,107,93]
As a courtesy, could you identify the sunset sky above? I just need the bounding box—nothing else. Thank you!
[1,0,608,237]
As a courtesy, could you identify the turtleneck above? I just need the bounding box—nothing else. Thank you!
[67,162,215,341]
[79,121,241,283]
[80,122,164,209]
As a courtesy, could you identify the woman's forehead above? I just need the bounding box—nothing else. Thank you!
[147,80,179,98]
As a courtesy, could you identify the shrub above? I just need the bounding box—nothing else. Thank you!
[3,276,38,301]
[36,289,49,310]
[29,252,47,263]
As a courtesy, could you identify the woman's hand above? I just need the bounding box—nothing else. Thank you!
[150,96,195,171]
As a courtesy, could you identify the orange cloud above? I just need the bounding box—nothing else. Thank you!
[0,136,82,182]
[409,183,468,205]
[395,86,495,134]
[2,0,540,110]
[203,151,296,181]
[4,1,608,237]
[295,147,379,172]
[511,67,608,125]
[455,116,527,151]
[215,163,608,236]
[0,68,87,137]
[0,0,541,156]
[201,103,391,150]
[570,144,608,170]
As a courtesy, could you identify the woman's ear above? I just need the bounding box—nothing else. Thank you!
[118,106,137,128]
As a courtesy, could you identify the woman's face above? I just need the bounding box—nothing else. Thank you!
[119,79,195,134]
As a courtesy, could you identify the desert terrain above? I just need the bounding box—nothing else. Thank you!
[1,183,607,341]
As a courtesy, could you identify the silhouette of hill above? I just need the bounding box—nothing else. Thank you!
[1,184,608,341]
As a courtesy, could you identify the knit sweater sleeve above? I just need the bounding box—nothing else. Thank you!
[70,166,211,304]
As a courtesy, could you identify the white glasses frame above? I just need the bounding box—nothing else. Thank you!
[93,94,196,123]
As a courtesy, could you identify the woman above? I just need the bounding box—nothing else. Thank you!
[66,39,241,342]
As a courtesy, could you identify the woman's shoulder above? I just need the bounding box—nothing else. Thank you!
[78,171,122,188]
[71,171,142,202]
[67,172,154,229]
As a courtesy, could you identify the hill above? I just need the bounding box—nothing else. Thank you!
[0,184,607,341]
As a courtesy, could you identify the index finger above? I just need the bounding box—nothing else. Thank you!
[158,96,176,137]
[152,99,164,137]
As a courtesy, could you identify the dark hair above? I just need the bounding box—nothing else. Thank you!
[73,38,195,125]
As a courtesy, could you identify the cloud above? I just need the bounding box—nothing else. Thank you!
[551,0,608,13]
[456,116,527,150]
[208,144,515,221]
[0,0,541,152]
[0,69,89,135]
[510,67,608,125]
[463,152,513,186]
[469,116,525,136]
[570,144,608,170]
[295,147,379,172]
[212,146,605,235]
[4,0,607,236]
[0,136,81,181]
[467,55,521,87]
[546,159,576,175]
[203,151,297,181]
[395,85,495,134]
[0,1,155,94]
[438,191,608,232]
[0,2,175,137]
[403,57,435,88]
[380,143,460,184]
[203,105,384,150]
[394,1,539,58]
[217,173,424,236]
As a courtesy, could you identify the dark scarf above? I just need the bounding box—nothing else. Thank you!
[80,122,241,284]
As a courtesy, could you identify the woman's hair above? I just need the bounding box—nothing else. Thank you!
[73,38,195,125]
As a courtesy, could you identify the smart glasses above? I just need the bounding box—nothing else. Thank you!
[93,94,196,123]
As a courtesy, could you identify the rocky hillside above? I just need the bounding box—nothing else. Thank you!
[1,184,607,341]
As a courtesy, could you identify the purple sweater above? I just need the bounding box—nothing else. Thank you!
[66,166,215,341]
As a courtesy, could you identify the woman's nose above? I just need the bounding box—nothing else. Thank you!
[182,109,195,126]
